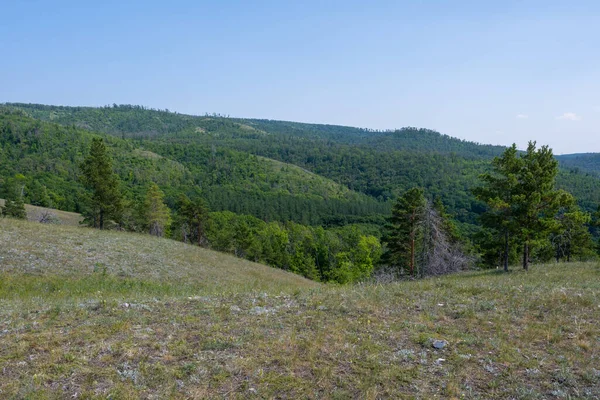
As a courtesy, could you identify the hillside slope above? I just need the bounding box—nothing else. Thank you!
[0,109,387,225]
[0,199,82,226]
[1,221,598,398]
[6,103,600,225]
[558,153,600,177]
[0,218,316,292]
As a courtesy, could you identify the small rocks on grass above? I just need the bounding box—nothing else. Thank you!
[250,306,275,315]
[432,340,447,349]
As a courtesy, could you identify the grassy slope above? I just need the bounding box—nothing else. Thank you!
[0,219,315,294]
[256,155,360,200]
[2,219,600,398]
[0,199,83,226]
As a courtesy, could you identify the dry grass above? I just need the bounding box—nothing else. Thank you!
[0,219,315,293]
[0,199,83,226]
[1,218,600,399]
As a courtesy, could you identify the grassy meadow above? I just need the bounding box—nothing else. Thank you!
[1,218,600,398]
[0,199,83,227]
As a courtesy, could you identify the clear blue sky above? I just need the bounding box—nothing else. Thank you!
[2,0,599,154]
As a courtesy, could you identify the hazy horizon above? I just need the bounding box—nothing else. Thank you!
[2,1,599,154]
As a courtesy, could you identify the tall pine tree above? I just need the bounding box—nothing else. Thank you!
[383,187,426,276]
[80,138,123,229]
[514,142,569,270]
[473,144,522,271]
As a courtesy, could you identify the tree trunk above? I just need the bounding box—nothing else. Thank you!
[410,233,415,276]
[522,241,529,270]
[503,230,509,272]
[99,209,104,230]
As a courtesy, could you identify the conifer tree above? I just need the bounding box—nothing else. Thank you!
[176,194,209,246]
[80,138,123,229]
[143,183,171,237]
[475,142,572,270]
[383,187,426,276]
[473,144,522,271]
[514,142,569,270]
[2,175,27,219]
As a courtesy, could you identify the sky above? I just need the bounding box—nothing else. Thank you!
[1,0,599,154]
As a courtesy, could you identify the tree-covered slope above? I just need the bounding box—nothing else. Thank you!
[557,153,600,177]
[0,109,386,225]
[4,103,600,228]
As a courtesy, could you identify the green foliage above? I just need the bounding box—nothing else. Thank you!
[80,138,123,229]
[473,144,523,270]
[173,194,209,246]
[143,183,171,237]
[382,188,426,275]
[550,198,595,262]
[3,104,600,281]
[5,103,600,228]
[513,142,569,269]
[0,174,27,219]
[202,211,381,283]
[475,142,583,269]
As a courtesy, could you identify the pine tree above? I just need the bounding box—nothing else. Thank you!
[473,144,522,271]
[176,194,209,246]
[2,175,27,219]
[514,142,569,270]
[143,183,171,237]
[80,138,123,229]
[383,187,426,276]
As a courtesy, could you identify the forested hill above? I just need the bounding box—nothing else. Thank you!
[3,103,600,228]
[0,110,387,225]
[557,153,600,177]
[4,103,505,157]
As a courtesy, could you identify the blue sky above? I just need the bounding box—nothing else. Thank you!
[1,0,599,153]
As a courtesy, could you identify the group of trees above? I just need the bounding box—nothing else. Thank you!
[76,138,381,283]
[382,188,471,277]
[3,104,600,282]
[474,142,596,270]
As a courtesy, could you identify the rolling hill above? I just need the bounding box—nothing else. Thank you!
[1,218,599,398]
[557,153,600,177]
[0,109,387,225]
[0,218,316,293]
[4,102,600,227]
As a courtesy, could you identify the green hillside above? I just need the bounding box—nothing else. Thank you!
[558,153,600,177]
[1,219,599,398]
[5,103,600,226]
[0,109,386,225]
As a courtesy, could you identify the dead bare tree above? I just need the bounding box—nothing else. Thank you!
[417,202,472,277]
[36,210,60,224]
